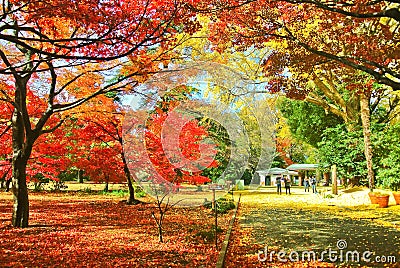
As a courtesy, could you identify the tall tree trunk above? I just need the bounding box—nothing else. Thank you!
[360,93,375,190]
[121,149,136,204]
[12,156,29,227]
[11,107,30,227]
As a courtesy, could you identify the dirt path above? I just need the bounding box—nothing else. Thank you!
[227,187,400,267]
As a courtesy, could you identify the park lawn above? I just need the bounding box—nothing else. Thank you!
[0,191,233,268]
[27,181,130,192]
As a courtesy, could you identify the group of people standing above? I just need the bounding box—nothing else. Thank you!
[275,175,318,195]
[304,176,317,193]
[276,175,291,195]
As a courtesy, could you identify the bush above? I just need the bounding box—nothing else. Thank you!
[103,189,128,197]
[204,196,235,214]
[134,186,146,198]
[31,173,49,192]
[82,187,93,193]
[50,181,68,192]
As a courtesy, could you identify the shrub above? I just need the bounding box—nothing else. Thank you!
[103,189,128,197]
[50,181,68,192]
[82,187,92,193]
[204,196,235,214]
[134,186,146,198]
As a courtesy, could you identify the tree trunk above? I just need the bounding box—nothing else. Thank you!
[0,169,7,189]
[360,93,375,190]
[323,172,330,186]
[126,175,136,205]
[11,106,31,228]
[12,156,29,227]
[121,149,136,204]
[77,169,84,183]
[331,165,338,195]
[104,181,109,192]
[152,211,164,243]
[158,225,163,243]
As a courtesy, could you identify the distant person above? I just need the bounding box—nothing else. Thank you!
[284,176,291,195]
[304,177,310,192]
[276,176,282,194]
[311,176,317,193]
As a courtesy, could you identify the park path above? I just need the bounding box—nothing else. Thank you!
[228,187,400,267]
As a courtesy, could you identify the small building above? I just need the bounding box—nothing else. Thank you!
[286,164,319,186]
[256,168,298,186]
[286,164,319,172]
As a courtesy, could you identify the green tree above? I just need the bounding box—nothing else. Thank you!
[317,125,368,186]
[375,123,400,191]
[278,98,343,148]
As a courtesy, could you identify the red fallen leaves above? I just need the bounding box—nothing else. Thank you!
[0,192,232,267]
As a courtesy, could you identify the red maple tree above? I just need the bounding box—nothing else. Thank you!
[0,0,201,227]
[142,86,219,188]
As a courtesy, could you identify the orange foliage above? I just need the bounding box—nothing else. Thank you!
[275,137,295,166]
[144,87,218,186]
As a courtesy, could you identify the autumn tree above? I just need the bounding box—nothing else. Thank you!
[184,0,400,189]
[144,86,218,186]
[67,95,141,204]
[0,0,200,227]
[123,86,218,242]
[0,89,70,189]
[189,0,399,91]
[65,114,126,191]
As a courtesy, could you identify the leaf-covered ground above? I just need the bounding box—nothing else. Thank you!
[224,187,400,268]
[0,191,233,267]
[2,187,400,267]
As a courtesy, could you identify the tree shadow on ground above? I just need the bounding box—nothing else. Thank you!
[242,208,400,267]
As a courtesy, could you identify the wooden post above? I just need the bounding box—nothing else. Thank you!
[332,165,338,195]
[209,184,223,250]
[213,188,218,250]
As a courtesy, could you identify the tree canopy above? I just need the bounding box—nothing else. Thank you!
[191,0,399,91]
